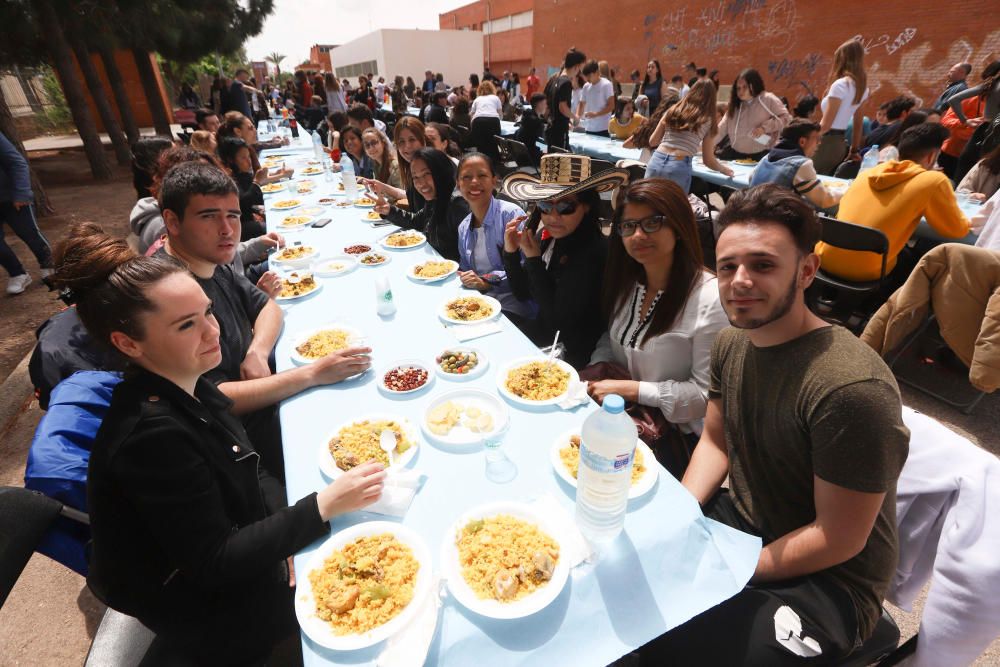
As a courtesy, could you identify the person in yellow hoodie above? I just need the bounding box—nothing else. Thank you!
[817,123,970,282]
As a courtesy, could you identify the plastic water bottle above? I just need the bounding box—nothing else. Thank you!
[340,155,358,200]
[575,394,638,545]
[859,145,880,174]
[375,276,396,316]
[312,130,324,160]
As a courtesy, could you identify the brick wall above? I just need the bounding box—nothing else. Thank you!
[439,0,534,76]
[531,0,999,112]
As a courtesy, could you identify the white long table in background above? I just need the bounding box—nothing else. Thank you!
[260,134,761,666]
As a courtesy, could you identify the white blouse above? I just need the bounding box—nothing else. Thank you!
[470,94,502,120]
[590,272,729,433]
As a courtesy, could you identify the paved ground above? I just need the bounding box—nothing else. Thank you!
[0,141,997,665]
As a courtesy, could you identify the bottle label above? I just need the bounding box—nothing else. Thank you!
[382,290,393,302]
[579,441,632,475]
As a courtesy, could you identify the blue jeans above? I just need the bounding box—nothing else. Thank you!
[0,202,52,277]
[644,152,693,193]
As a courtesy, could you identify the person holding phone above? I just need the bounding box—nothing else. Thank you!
[499,154,628,368]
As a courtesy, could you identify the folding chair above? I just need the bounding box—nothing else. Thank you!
[505,138,539,173]
[807,215,889,333]
[493,135,519,177]
[0,487,155,666]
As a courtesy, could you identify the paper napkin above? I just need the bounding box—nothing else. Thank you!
[557,380,591,411]
[364,469,426,518]
[376,577,442,667]
[449,321,503,342]
[530,494,595,566]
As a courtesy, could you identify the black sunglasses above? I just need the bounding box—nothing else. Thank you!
[615,215,667,237]
[537,199,579,215]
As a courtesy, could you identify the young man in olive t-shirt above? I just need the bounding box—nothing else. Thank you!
[640,184,909,665]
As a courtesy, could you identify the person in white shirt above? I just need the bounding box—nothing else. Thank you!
[374,77,385,104]
[815,39,870,175]
[469,80,503,163]
[587,178,728,477]
[578,59,615,137]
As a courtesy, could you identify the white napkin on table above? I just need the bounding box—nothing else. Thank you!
[449,321,503,342]
[376,577,442,667]
[363,469,425,518]
[530,494,595,566]
[557,379,591,411]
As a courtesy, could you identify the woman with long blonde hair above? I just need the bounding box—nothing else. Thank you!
[324,72,347,113]
[814,39,870,174]
[469,80,503,162]
[644,80,733,192]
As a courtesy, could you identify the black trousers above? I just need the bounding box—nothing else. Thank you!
[470,116,502,164]
[716,144,769,161]
[637,491,859,666]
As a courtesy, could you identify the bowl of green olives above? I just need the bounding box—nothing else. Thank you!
[434,347,488,381]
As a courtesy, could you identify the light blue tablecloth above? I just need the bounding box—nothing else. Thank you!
[260,135,762,666]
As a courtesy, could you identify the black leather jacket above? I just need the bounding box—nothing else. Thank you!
[86,370,328,661]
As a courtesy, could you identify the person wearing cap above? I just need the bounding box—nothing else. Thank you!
[499,154,629,368]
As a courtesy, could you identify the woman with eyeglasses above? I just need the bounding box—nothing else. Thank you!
[500,161,626,369]
[374,147,468,262]
[361,128,402,190]
[587,178,728,475]
[455,153,537,321]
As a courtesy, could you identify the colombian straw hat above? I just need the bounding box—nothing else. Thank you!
[499,154,629,202]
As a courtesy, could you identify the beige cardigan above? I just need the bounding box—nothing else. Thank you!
[717,92,791,154]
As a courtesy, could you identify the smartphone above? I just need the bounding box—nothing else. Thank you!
[311,218,332,228]
[525,205,542,233]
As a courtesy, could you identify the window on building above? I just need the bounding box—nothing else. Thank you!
[483,10,532,35]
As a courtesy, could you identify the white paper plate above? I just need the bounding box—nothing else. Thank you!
[409,259,458,283]
[438,294,502,325]
[299,167,325,176]
[274,276,323,303]
[360,210,384,223]
[379,230,427,251]
[300,206,325,217]
[276,216,314,232]
[420,389,509,449]
[289,324,366,366]
[270,199,302,211]
[272,246,319,268]
[495,357,580,407]
[357,252,391,267]
[549,429,657,501]
[260,183,286,195]
[441,501,570,619]
[318,414,419,480]
[433,347,488,381]
[295,522,433,651]
[313,255,358,278]
[377,360,435,396]
[353,198,377,208]
[317,197,341,205]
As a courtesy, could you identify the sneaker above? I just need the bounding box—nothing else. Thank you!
[6,274,31,295]
[40,268,54,279]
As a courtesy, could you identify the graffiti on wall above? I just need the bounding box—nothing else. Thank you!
[653,0,802,57]
[853,28,918,56]
[866,28,1000,106]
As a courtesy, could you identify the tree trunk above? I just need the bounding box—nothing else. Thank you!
[98,46,140,145]
[0,89,53,214]
[67,34,131,165]
[132,49,172,136]
[35,0,111,180]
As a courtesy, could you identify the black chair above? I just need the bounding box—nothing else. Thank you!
[493,136,520,177]
[807,215,889,333]
[547,144,569,154]
[505,138,539,173]
[884,314,988,415]
[0,486,155,665]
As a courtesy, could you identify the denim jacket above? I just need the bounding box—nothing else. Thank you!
[0,131,32,203]
[457,196,537,319]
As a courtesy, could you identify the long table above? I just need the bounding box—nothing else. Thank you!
[498,122,981,245]
[261,135,761,666]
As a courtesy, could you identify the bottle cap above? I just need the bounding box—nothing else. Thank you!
[603,394,625,414]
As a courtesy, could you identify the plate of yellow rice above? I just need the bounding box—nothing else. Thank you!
[441,501,569,619]
[295,521,433,650]
[550,430,657,500]
[495,357,580,407]
[318,414,418,479]
[290,324,367,365]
